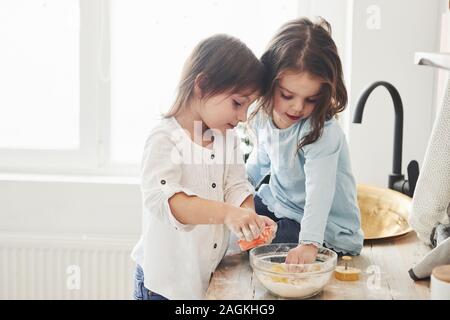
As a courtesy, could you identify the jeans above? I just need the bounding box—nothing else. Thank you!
[133,264,168,300]
[254,194,301,243]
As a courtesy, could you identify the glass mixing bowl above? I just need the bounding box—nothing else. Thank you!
[249,243,337,299]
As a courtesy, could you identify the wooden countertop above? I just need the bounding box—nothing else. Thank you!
[206,232,431,300]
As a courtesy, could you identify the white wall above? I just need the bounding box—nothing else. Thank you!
[306,0,354,133]
[347,0,442,187]
[434,0,450,119]
[0,176,141,236]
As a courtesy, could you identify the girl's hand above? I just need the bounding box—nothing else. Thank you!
[262,217,278,244]
[224,207,275,242]
[285,243,318,265]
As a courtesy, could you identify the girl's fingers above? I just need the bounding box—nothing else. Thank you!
[286,249,300,264]
[249,223,261,240]
[230,225,245,240]
[261,216,277,228]
[255,216,266,233]
[241,226,254,242]
[285,254,299,272]
[271,223,278,235]
[285,251,294,264]
[291,264,306,273]
[261,217,277,239]
[286,263,297,273]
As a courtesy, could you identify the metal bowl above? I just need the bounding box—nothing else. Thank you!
[358,184,413,240]
[249,244,337,299]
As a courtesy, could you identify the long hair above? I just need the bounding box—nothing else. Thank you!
[250,17,347,150]
[164,34,264,117]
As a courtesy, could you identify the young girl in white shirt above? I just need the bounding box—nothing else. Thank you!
[131,34,276,300]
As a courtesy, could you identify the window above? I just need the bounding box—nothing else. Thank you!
[0,0,79,150]
[0,0,100,173]
[2,0,350,175]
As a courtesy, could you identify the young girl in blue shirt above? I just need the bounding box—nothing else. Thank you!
[246,17,364,264]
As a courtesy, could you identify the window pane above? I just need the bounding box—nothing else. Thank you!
[0,0,79,150]
[110,0,299,164]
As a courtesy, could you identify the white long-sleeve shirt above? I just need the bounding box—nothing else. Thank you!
[131,117,254,300]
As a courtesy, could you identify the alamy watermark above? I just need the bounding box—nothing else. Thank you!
[66,264,81,290]
[366,5,381,30]
[169,120,281,172]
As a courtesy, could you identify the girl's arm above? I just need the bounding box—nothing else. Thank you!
[168,192,254,225]
[169,192,275,243]
[287,120,342,264]
[299,121,342,246]
[239,194,255,210]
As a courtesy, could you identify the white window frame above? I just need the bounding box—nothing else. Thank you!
[0,0,100,174]
[0,0,139,176]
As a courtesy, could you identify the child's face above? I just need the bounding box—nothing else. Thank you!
[272,71,322,129]
[200,90,259,134]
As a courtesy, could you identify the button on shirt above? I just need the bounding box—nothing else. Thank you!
[131,117,254,300]
[245,112,364,255]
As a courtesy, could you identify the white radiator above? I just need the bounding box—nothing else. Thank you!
[0,233,137,300]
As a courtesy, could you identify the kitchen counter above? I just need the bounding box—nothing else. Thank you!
[206,232,431,299]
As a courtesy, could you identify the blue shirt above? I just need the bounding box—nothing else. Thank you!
[245,112,364,255]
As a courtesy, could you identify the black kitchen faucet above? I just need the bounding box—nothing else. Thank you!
[353,81,419,197]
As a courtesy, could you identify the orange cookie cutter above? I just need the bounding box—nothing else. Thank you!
[238,226,275,251]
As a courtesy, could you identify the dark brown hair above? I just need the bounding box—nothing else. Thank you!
[164,34,264,117]
[250,17,347,150]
